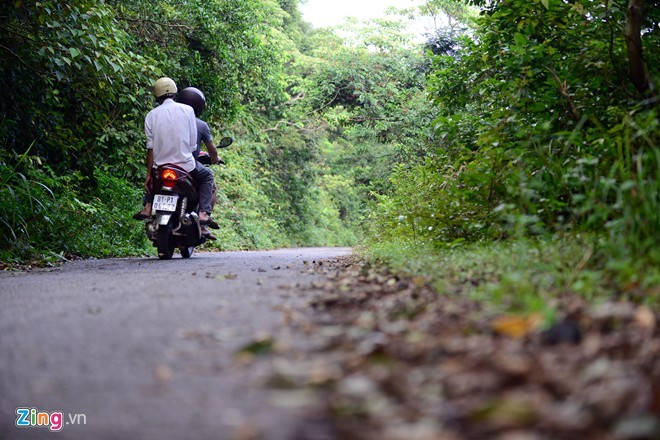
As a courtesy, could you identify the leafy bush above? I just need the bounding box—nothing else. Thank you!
[359,0,659,311]
[365,0,658,262]
[0,148,150,262]
[209,141,288,250]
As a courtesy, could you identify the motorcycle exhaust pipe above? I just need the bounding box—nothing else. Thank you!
[175,212,200,238]
[179,197,188,223]
[172,197,188,236]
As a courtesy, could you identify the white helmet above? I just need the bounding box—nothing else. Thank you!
[153,77,177,98]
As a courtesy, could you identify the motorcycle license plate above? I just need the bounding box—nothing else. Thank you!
[153,194,179,212]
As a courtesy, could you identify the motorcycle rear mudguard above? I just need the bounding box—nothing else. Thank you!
[157,214,172,226]
[155,213,205,247]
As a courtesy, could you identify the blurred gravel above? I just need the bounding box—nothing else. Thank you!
[268,255,660,440]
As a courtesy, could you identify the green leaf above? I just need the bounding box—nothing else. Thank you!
[541,0,549,9]
[69,47,81,58]
[513,33,529,47]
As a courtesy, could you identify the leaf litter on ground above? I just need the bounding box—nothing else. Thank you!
[247,255,660,440]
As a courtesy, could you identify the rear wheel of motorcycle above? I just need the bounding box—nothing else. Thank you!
[157,225,175,260]
[180,246,194,258]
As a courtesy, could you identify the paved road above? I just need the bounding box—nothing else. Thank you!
[0,248,351,440]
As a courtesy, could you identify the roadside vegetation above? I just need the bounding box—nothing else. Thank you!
[364,0,658,315]
[1,1,658,301]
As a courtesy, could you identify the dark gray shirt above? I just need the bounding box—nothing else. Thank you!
[194,118,212,160]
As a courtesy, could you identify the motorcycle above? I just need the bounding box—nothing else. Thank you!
[144,136,233,260]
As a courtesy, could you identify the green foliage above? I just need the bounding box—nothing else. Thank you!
[0,148,149,262]
[114,0,289,121]
[600,112,660,266]
[1,0,153,180]
[3,0,655,275]
[299,29,432,146]
[365,0,659,272]
[1,0,351,260]
[357,0,659,314]
[365,156,498,247]
[208,141,288,250]
[255,19,439,247]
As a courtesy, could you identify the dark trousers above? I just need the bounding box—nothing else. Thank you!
[189,162,214,214]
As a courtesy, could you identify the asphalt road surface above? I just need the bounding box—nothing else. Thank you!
[0,247,351,440]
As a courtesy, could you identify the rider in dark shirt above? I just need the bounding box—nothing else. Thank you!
[177,87,223,241]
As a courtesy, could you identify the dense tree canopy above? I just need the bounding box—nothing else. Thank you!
[0,0,657,272]
[367,0,658,265]
[0,0,293,256]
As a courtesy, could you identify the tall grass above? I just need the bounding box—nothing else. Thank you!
[362,106,659,308]
[1,148,150,263]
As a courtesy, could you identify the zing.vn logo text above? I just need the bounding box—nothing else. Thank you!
[15,407,87,432]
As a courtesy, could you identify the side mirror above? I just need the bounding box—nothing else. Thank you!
[218,137,233,148]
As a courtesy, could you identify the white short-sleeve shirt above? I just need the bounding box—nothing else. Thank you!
[144,98,197,172]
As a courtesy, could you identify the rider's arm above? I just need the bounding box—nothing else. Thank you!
[146,148,153,170]
[204,139,220,165]
[144,149,153,191]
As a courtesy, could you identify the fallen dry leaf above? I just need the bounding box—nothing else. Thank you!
[492,313,543,339]
[634,305,656,330]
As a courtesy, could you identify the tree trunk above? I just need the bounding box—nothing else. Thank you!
[625,0,653,95]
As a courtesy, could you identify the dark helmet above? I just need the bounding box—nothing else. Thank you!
[176,87,206,117]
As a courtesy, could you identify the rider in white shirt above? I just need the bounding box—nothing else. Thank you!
[145,98,197,172]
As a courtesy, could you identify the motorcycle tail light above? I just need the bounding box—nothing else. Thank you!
[162,169,178,188]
